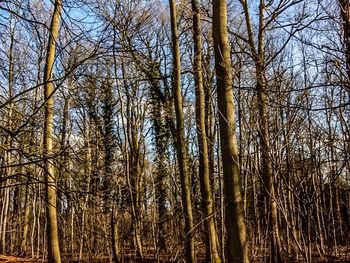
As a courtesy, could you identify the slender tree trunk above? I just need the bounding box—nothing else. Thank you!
[339,0,350,86]
[150,86,169,251]
[256,65,282,263]
[191,0,220,261]
[240,0,281,261]
[0,14,16,255]
[43,1,62,262]
[111,207,120,263]
[212,0,249,262]
[125,85,144,260]
[21,179,31,255]
[169,0,195,261]
[79,119,92,262]
[256,7,282,263]
[0,189,9,254]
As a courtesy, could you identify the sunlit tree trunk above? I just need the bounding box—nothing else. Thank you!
[191,0,220,261]
[169,0,195,261]
[212,0,249,262]
[43,0,62,262]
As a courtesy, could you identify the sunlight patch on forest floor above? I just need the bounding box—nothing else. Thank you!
[0,255,33,263]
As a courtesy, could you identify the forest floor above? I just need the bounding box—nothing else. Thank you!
[2,256,350,263]
[2,250,350,263]
[0,255,33,263]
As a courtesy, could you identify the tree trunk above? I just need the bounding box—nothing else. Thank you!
[111,207,120,263]
[43,0,62,262]
[256,64,282,263]
[212,0,249,262]
[240,0,282,260]
[339,0,350,86]
[21,179,31,255]
[191,0,220,261]
[0,14,16,255]
[169,0,195,261]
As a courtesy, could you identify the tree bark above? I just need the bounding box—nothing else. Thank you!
[339,0,350,86]
[169,0,195,261]
[191,0,220,261]
[212,0,249,262]
[111,207,120,263]
[43,1,62,262]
